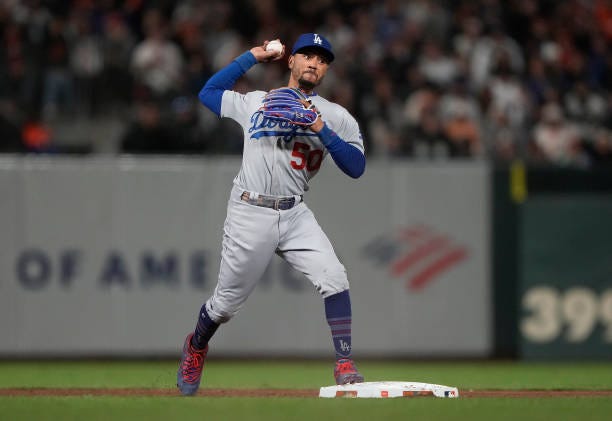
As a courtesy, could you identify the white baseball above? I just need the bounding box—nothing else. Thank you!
[266,39,283,56]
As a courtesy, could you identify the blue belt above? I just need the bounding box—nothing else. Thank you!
[241,191,303,210]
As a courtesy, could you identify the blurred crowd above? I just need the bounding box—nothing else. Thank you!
[1,0,612,167]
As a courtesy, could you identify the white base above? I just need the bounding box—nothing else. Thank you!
[319,381,459,398]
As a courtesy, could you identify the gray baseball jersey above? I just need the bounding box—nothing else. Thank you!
[221,90,365,196]
[204,89,364,324]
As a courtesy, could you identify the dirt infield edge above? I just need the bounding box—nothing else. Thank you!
[2,388,612,398]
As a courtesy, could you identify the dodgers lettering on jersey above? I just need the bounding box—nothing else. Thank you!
[220,90,364,196]
[247,112,304,142]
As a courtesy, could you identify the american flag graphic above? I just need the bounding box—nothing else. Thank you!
[362,224,469,291]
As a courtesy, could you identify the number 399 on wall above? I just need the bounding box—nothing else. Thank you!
[521,286,612,344]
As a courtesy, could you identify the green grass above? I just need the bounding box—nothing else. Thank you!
[2,396,612,421]
[1,360,612,390]
[1,361,612,421]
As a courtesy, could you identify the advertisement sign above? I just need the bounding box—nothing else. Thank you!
[519,195,612,358]
[0,158,490,357]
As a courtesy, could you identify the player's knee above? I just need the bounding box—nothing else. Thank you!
[205,300,238,324]
[315,266,349,298]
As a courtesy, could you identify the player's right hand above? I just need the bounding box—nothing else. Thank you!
[250,40,285,63]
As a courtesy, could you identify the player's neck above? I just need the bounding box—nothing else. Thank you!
[288,81,314,95]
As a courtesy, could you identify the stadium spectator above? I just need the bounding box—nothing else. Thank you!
[418,38,460,88]
[69,12,104,117]
[438,77,481,125]
[483,59,531,149]
[533,102,586,166]
[1,20,28,106]
[41,16,73,120]
[524,56,559,107]
[584,128,612,166]
[468,24,524,92]
[130,9,183,99]
[361,73,405,156]
[170,95,208,154]
[563,80,608,139]
[443,104,481,157]
[407,110,451,159]
[120,100,174,154]
[594,0,612,41]
[0,0,609,167]
[0,100,24,153]
[100,12,135,112]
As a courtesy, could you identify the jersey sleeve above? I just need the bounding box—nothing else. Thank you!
[220,91,247,122]
[220,91,265,125]
[337,111,365,154]
[317,104,366,178]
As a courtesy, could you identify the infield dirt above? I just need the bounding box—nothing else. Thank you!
[2,388,612,398]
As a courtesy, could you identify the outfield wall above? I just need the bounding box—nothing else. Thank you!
[0,157,491,357]
[492,167,612,360]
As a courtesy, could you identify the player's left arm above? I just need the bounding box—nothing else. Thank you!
[311,112,365,179]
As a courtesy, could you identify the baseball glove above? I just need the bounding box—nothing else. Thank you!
[258,87,320,126]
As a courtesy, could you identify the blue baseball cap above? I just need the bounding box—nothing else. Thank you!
[291,33,334,63]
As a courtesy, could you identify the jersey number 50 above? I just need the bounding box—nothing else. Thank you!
[291,142,323,171]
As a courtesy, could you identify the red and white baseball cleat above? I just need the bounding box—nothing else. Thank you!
[334,358,365,385]
[177,333,209,396]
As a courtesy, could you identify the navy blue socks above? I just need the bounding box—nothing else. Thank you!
[191,304,219,350]
[324,290,353,359]
[191,292,353,357]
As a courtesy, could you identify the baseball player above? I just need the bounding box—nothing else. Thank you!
[177,33,366,396]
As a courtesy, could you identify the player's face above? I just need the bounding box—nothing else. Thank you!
[289,50,330,91]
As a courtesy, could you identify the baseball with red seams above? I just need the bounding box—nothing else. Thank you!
[266,39,283,56]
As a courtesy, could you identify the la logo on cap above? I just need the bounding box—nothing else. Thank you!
[291,32,335,62]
